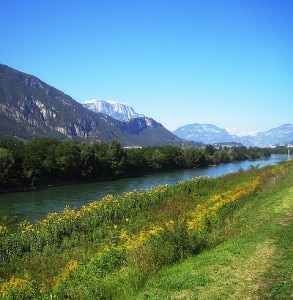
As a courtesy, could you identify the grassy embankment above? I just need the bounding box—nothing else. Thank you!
[0,160,292,299]
[136,162,293,299]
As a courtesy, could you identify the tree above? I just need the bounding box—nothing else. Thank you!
[205,145,216,156]
[213,149,231,164]
[229,147,248,161]
[55,141,82,180]
[106,140,126,177]
[79,143,104,179]
[151,149,167,171]
[183,147,208,168]
[0,148,15,190]
[161,146,184,170]
[125,148,146,173]
[22,138,58,187]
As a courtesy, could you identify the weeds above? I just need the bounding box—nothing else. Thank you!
[0,162,290,299]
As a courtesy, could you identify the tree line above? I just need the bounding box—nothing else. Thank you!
[0,138,271,192]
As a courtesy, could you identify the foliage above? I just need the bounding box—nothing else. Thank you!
[106,140,127,177]
[183,146,208,168]
[0,148,15,191]
[136,161,293,299]
[0,137,271,192]
[0,161,290,299]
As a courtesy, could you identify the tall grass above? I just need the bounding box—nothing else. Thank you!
[0,162,290,299]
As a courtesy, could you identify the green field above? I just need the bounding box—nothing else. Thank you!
[0,161,292,299]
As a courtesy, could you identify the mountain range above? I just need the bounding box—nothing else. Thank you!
[0,63,291,148]
[0,64,184,147]
[173,123,293,147]
[83,100,293,147]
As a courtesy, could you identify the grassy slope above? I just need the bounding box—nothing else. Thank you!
[135,164,293,299]
[1,162,292,299]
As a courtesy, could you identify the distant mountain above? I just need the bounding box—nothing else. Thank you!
[0,63,184,146]
[3,63,289,148]
[173,123,234,144]
[83,99,144,121]
[174,123,293,147]
[254,124,293,147]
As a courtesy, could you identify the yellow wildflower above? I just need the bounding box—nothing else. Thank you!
[0,225,8,234]
[187,220,202,231]
[18,220,34,234]
[60,260,79,281]
[0,276,35,298]
[119,230,130,241]
[165,220,175,230]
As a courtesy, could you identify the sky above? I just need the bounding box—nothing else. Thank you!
[1,0,292,136]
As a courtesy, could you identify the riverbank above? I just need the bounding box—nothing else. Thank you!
[0,154,289,223]
[0,138,271,194]
[0,160,291,299]
[136,162,293,299]
[0,156,269,195]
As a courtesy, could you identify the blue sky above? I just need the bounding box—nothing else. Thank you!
[1,0,292,135]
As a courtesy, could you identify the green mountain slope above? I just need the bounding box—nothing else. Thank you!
[0,64,183,146]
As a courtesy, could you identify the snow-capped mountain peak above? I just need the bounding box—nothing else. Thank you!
[83,99,144,121]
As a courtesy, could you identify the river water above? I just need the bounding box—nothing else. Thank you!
[0,154,291,222]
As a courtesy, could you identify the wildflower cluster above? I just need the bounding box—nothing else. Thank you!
[186,177,262,230]
[0,276,37,299]
[18,220,34,234]
[0,225,8,235]
[0,161,290,299]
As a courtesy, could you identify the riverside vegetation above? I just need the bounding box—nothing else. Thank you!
[0,160,292,299]
[0,137,271,192]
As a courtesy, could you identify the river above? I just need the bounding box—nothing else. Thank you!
[0,154,291,222]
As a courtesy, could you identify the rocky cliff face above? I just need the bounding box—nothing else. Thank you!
[122,117,162,134]
[0,64,183,146]
[83,99,144,121]
[0,64,103,140]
